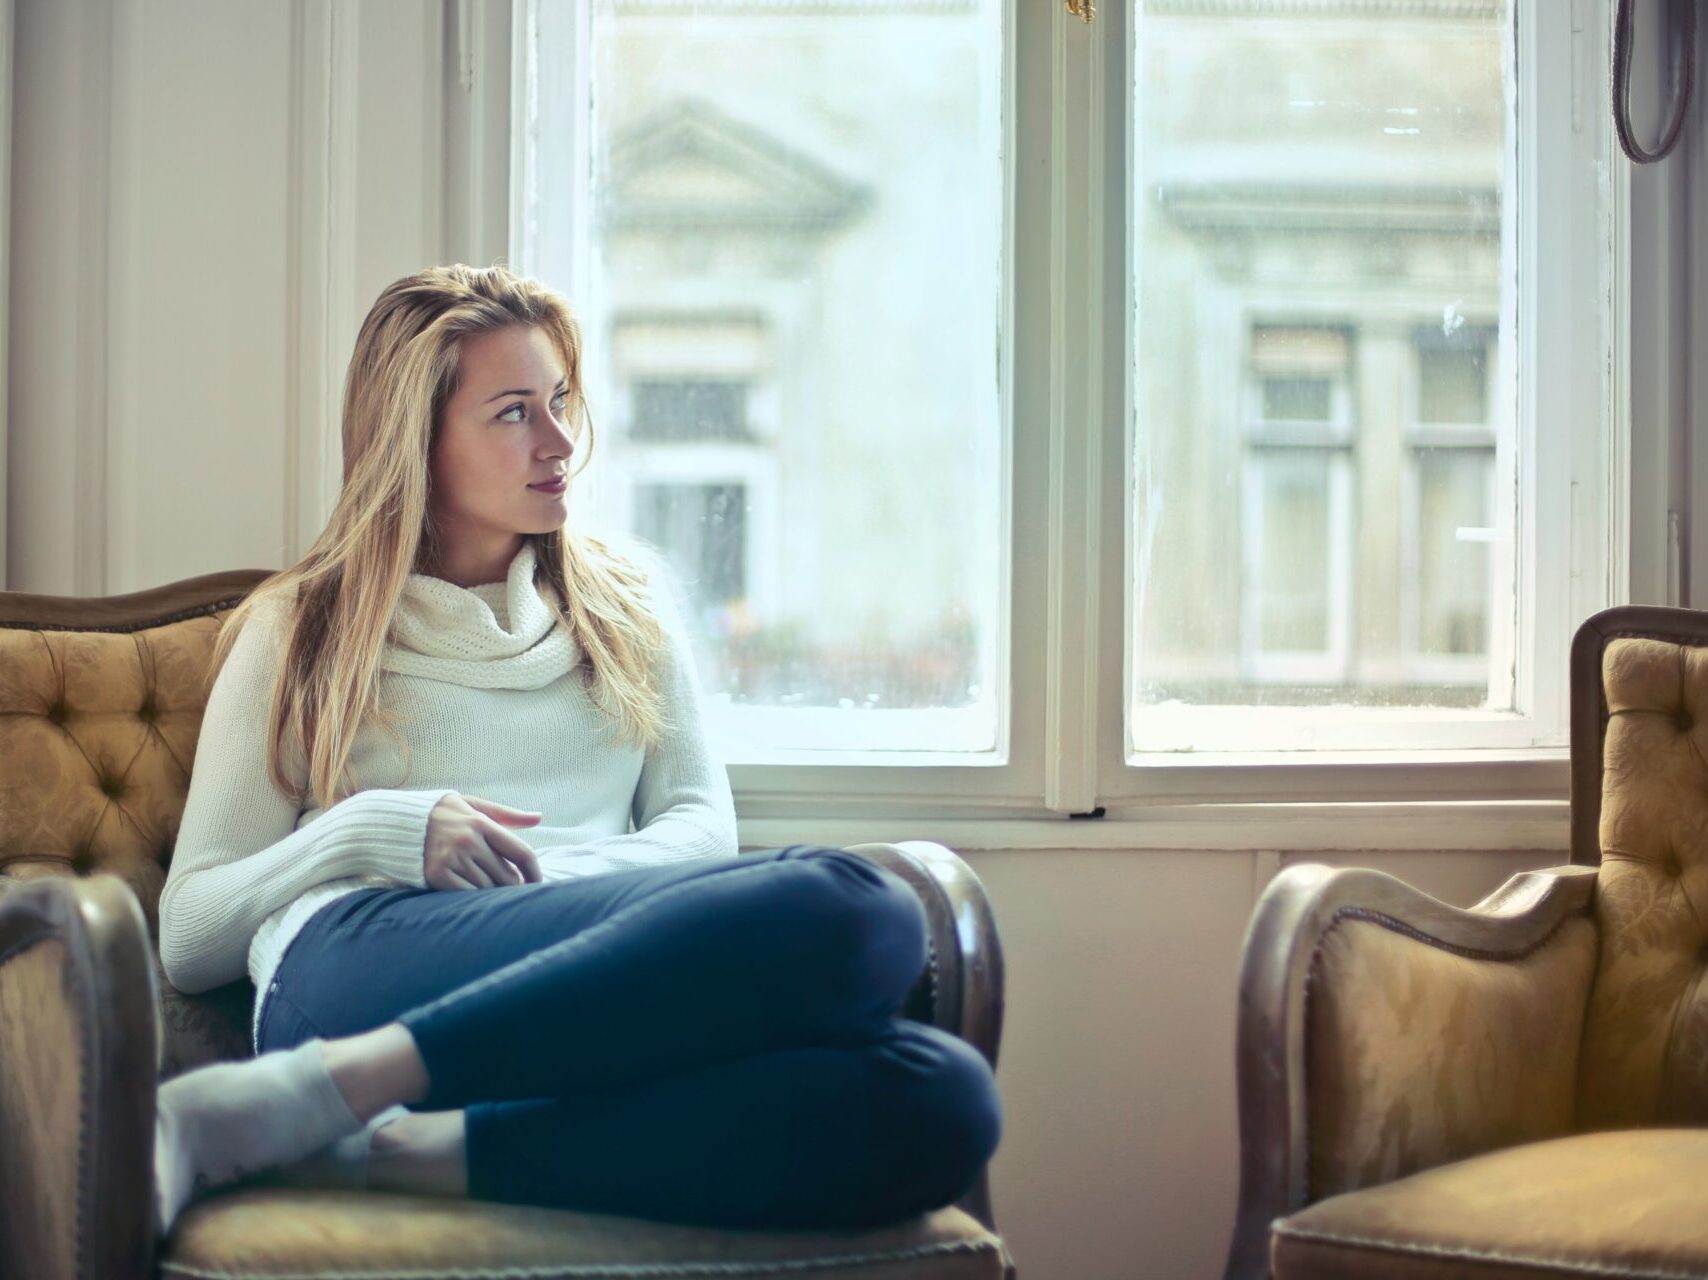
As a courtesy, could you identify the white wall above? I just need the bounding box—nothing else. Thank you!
[0,0,11,588]
[0,2,1670,1277]
[977,844,1559,1279]
[6,0,448,596]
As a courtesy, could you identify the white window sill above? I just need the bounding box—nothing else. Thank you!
[1122,745,1572,770]
[737,798,1572,853]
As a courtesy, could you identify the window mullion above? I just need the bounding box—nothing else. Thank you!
[1041,0,1109,816]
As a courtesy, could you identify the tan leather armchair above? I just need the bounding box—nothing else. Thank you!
[1223,605,1708,1280]
[0,568,1018,1280]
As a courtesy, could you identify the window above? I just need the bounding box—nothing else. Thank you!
[634,480,749,622]
[1404,325,1498,685]
[604,314,781,646]
[630,379,754,444]
[507,0,1627,823]
[1126,0,1612,763]
[534,28,1008,762]
[1240,325,1355,687]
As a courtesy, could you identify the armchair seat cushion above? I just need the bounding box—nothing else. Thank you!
[162,1187,1008,1280]
[1272,1130,1708,1280]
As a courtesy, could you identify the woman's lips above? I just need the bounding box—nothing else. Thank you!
[529,477,567,494]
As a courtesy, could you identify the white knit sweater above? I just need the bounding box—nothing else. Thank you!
[154,539,740,1051]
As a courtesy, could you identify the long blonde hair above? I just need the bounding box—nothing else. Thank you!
[208,263,671,811]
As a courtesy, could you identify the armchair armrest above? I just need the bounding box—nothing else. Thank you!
[842,841,1012,1277]
[0,873,159,1280]
[1223,862,1599,1280]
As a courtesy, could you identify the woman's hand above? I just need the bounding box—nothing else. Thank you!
[424,793,545,891]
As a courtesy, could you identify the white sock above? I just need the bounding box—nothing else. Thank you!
[153,1038,366,1234]
[250,1103,410,1191]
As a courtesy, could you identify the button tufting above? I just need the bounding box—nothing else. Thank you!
[1675,707,1695,733]
[1664,855,1684,878]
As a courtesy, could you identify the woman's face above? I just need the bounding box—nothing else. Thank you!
[427,323,577,587]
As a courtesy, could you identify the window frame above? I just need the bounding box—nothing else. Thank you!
[1106,0,1631,800]
[463,0,1671,850]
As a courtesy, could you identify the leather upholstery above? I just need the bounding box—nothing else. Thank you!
[1304,913,1597,1201]
[0,611,258,1075]
[165,1189,1003,1280]
[0,939,82,1280]
[1251,622,1708,1280]
[1274,1130,1708,1279]
[1577,637,1708,1129]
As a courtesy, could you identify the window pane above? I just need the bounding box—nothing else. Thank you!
[1131,0,1513,747]
[570,0,1005,756]
[631,379,753,443]
[634,483,748,616]
[1260,376,1333,424]
[1414,449,1493,659]
[1249,453,1334,655]
[1415,323,1494,427]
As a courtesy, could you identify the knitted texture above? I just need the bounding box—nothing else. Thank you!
[153,540,740,1051]
[381,539,579,690]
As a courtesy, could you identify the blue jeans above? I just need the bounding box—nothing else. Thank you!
[255,845,1003,1230]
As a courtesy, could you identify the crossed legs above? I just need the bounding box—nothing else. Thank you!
[157,848,1002,1232]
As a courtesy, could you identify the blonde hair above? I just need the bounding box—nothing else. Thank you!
[208,263,671,811]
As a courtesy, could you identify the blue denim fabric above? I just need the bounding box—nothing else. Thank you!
[257,845,1002,1230]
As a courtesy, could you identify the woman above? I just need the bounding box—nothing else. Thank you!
[153,263,1002,1238]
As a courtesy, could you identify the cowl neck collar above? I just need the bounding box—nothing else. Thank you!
[381,540,579,690]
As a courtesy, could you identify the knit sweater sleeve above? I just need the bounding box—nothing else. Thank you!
[536,593,740,882]
[157,602,457,995]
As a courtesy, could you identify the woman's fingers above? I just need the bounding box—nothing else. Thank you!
[482,818,544,884]
[456,856,498,890]
[444,868,477,892]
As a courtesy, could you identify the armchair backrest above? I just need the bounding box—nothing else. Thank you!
[1572,606,1708,1129]
[0,569,272,1074]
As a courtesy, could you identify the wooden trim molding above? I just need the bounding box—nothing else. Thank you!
[0,568,271,632]
[284,0,361,564]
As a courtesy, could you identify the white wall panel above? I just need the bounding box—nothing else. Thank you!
[0,0,11,590]
[7,0,448,594]
[105,1,294,590]
[8,0,111,594]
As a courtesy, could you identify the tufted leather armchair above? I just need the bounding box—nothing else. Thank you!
[1222,604,1708,1280]
[0,569,1017,1280]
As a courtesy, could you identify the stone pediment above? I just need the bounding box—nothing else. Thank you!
[600,97,872,236]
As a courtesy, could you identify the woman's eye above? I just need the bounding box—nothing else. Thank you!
[498,403,525,422]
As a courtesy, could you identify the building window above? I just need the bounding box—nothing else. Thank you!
[630,378,755,444]
[604,317,777,640]
[1240,324,1355,685]
[633,480,750,621]
[1403,326,1497,682]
